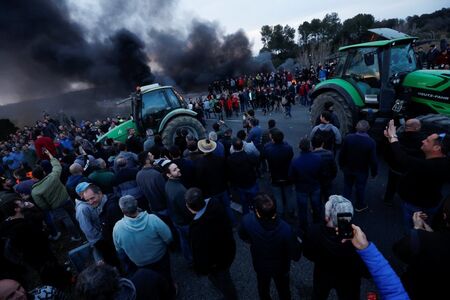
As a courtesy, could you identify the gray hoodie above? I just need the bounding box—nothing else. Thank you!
[113,212,172,266]
[310,123,342,145]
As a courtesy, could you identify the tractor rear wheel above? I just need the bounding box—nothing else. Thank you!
[416,114,450,135]
[161,116,206,147]
[311,91,355,135]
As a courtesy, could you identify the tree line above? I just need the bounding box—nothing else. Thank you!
[260,8,450,67]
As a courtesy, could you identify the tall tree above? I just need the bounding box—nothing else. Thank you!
[341,14,375,43]
[259,24,298,66]
[321,13,342,42]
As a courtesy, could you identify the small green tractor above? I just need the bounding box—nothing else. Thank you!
[97,84,206,145]
[311,28,450,137]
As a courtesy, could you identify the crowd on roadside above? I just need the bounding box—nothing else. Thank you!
[185,43,450,124]
[1,100,450,300]
[415,43,450,70]
[185,64,332,122]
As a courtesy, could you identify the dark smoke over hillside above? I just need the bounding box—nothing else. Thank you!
[150,21,272,90]
[0,0,154,101]
[0,0,269,104]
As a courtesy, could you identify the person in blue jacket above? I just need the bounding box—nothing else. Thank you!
[347,224,410,300]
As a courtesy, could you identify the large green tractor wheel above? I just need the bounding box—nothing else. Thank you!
[161,116,206,147]
[311,91,355,135]
[416,114,450,135]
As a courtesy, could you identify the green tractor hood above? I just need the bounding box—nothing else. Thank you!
[96,119,138,144]
[403,70,450,115]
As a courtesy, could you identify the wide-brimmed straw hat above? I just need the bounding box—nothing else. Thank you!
[197,139,217,153]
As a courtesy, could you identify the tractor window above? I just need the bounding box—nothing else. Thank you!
[165,89,183,109]
[142,90,169,115]
[332,53,348,77]
[389,44,417,76]
[344,47,380,94]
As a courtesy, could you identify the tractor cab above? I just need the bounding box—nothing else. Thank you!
[132,84,187,132]
[334,29,417,117]
[311,28,450,138]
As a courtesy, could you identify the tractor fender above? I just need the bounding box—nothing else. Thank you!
[312,79,365,108]
[158,108,198,133]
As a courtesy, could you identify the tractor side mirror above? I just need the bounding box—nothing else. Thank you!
[364,53,375,66]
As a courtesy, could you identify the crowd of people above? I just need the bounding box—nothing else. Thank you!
[1,99,450,300]
[186,65,331,122]
[186,43,450,125]
[415,43,450,70]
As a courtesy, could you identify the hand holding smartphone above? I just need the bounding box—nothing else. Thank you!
[337,212,353,239]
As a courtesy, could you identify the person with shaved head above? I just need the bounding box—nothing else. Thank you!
[66,163,89,200]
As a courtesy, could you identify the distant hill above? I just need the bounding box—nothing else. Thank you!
[0,88,130,126]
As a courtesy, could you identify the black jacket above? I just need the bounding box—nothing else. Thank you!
[189,198,236,275]
[384,131,425,173]
[304,224,369,290]
[239,212,301,275]
[0,217,55,269]
[194,154,227,197]
[393,228,450,300]
[264,142,294,185]
[338,133,378,176]
[126,135,143,154]
[99,194,123,242]
[391,142,450,208]
[226,151,257,189]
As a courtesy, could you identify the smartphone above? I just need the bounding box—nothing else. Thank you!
[337,212,353,239]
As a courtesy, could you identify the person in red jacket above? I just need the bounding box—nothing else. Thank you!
[33,129,56,161]
[225,96,233,119]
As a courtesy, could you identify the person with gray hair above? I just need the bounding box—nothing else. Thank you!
[338,120,378,212]
[209,131,225,157]
[303,195,369,300]
[113,195,174,295]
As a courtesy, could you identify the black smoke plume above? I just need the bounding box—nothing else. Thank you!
[150,20,272,91]
[0,0,153,102]
[0,0,272,105]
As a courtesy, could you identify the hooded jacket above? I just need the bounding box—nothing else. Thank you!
[31,157,69,210]
[239,212,301,275]
[189,198,236,275]
[113,211,172,267]
[310,123,342,145]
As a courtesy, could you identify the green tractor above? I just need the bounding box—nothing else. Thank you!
[311,28,450,138]
[97,84,206,145]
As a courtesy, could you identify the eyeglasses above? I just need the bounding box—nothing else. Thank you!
[438,133,446,142]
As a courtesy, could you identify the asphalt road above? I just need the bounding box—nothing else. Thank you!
[171,104,409,300]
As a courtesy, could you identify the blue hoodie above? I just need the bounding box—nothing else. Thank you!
[113,212,172,266]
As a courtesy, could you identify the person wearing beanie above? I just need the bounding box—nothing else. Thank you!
[303,195,369,300]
